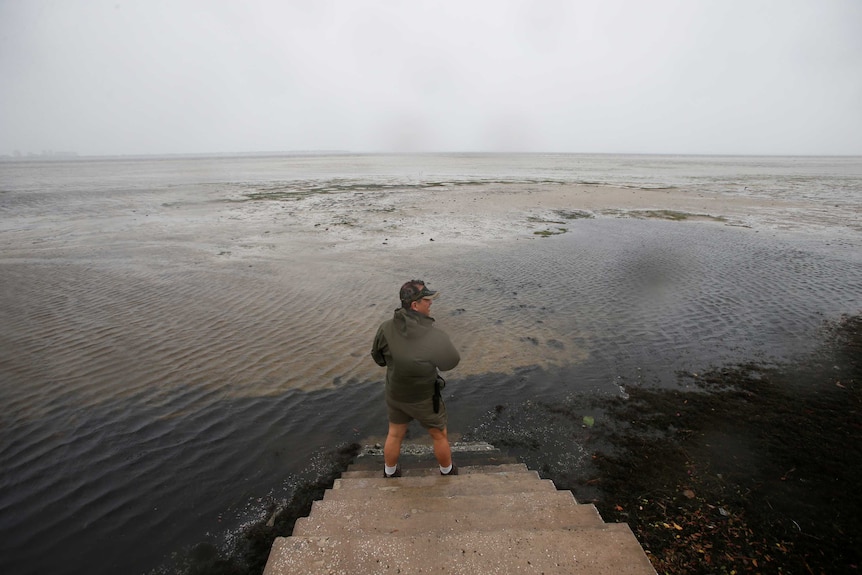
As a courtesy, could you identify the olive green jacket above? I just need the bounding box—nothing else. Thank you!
[371,308,460,402]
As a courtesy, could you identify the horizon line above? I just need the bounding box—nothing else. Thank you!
[3,150,861,161]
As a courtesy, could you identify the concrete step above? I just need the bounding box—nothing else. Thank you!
[264,524,656,575]
[322,477,557,501]
[303,489,597,518]
[324,472,555,501]
[293,501,605,536]
[342,462,529,478]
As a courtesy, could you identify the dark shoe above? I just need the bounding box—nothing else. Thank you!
[383,466,401,478]
[440,464,458,476]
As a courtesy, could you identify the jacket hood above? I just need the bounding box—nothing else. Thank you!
[392,308,435,339]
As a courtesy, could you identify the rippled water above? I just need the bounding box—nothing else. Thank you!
[1,154,860,575]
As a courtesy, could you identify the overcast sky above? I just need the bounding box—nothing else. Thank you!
[1,0,860,156]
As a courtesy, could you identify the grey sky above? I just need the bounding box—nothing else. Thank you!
[1,0,860,156]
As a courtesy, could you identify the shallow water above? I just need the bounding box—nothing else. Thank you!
[1,154,860,574]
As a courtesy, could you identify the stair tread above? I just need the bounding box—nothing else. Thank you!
[264,525,656,575]
[334,470,543,489]
[323,473,557,501]
[306,489,586,512]
[293,502,605,536]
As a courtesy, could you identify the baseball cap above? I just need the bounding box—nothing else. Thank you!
[399,280,439,304]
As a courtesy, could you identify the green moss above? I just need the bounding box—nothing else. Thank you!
[533,227,567,237]
[242,191,311,201]
[554,209,594,220]
[643,210,690,220]
[237,177,568,203]
[527,216,564,224]
[631,210,727,222]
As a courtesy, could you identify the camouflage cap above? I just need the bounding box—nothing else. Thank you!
[399,280,439,305]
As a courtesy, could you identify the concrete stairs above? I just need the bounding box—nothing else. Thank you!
[263,442,656,574]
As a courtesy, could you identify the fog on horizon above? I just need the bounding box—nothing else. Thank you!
[1,0,861,158]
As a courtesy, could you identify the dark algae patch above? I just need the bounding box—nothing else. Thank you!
[588,315,861,574]
[469,314,861,575]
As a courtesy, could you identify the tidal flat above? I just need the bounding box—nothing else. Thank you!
[1,154,860,574]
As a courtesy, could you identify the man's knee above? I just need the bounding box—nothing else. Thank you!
[387,423,408,439]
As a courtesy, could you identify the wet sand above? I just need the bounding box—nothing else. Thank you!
[1,177,842,396]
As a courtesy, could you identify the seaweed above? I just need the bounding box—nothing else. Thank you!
[581,315,862,574]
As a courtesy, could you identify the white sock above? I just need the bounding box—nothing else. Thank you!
[439,464,453,474]
[384,464,398,476]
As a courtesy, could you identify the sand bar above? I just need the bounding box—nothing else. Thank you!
[217,181,823,255]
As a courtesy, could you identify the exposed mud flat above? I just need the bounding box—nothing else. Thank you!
[1,155,860,575]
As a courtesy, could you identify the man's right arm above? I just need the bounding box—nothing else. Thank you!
[434,331,460,371]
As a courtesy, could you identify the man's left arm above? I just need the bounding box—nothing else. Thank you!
[370,326,388,367]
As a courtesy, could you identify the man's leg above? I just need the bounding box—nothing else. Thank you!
[384,422,408,468]
[427,426,452,468]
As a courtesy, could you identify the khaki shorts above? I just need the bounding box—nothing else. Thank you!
[386,395,447,430]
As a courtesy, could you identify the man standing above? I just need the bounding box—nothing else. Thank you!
[371,280,461,477]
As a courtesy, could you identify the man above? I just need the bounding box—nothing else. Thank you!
[371,280,461,477]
